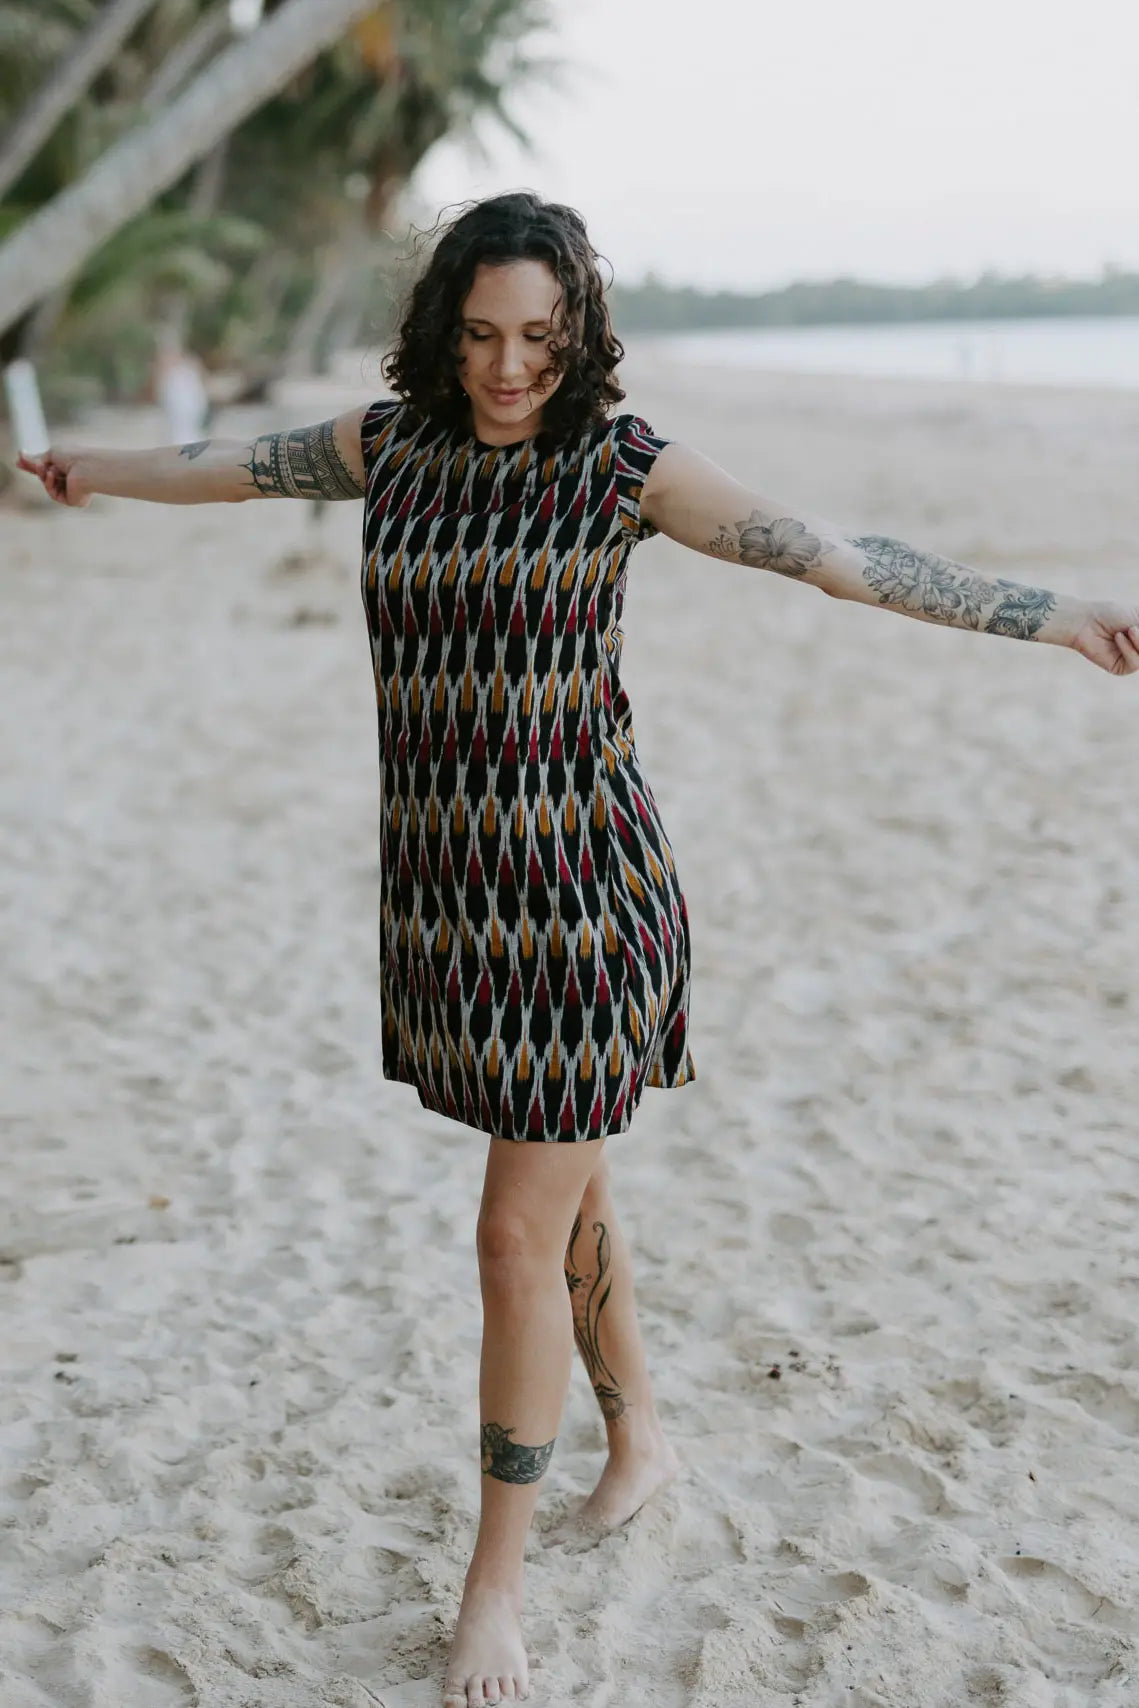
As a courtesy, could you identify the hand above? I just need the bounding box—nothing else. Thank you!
[16,446,93,508]
[1070,603,1139,676]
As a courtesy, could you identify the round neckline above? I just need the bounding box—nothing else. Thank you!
[450,410,542,456]
[466,429,535,455]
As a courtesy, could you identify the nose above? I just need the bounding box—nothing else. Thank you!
[491,338,529,385]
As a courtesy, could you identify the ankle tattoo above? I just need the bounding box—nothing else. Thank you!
[564,1211,627,1422]
[481,1422,556,1484]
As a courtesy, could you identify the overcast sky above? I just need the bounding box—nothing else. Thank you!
[412,0,1139,291]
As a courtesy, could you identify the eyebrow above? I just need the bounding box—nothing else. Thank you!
[461,316,553,329]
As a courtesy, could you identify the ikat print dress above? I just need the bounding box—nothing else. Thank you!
[359,401,696,1141]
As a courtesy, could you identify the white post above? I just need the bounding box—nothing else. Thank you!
[3,358,50,455]
[229,0,265,32]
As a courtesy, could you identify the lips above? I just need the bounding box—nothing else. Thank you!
[488,389,525,404]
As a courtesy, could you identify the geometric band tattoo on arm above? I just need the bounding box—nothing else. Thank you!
[480,1422,556,1485]
[850,533,1058,639]
[238,417,364,500]
[564,1211,627,1421]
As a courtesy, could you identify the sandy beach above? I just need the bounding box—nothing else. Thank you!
[3,348,1139,1706]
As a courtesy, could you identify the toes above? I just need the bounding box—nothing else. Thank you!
[443,1670,525,1705]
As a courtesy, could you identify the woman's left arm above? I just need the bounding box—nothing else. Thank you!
[641,441,1139,676]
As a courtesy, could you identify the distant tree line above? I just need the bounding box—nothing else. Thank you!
[608,266,1139,334]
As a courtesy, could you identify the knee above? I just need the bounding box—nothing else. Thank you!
[476,1209,555,1274]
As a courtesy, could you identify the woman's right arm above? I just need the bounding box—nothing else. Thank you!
[17,407,367,507]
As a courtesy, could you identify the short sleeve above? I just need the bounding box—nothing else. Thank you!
[360,397,404,479]
[614,413,670,541]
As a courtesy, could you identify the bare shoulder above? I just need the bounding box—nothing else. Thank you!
[330,405,368,482]
[641,437,704,484]
[640,438,746,533]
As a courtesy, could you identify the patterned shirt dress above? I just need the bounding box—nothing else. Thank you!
[359,401,695,1142]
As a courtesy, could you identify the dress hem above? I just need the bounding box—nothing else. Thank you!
[380,1060,696,1142]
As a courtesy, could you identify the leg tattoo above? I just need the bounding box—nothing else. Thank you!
[565,1211,626,1421]
[480,1422,556,1485]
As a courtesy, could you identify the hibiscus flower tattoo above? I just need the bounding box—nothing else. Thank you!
[706,511,828,577]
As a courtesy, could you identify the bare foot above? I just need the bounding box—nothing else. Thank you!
[442,1579,529,1706]
[549,1432,682,1544]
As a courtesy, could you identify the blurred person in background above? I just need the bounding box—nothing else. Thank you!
[151,325,211,446]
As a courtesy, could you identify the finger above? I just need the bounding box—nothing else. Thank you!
[1114,629,1139,672]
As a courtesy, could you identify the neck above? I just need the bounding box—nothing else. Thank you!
[468,400,545,446]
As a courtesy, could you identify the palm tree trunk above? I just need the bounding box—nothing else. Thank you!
[0,0,161,202]
[0,0,380,341]
[280,223,371,376]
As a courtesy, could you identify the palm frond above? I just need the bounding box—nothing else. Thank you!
[68,207,266,310]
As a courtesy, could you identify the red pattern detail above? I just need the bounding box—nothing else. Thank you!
[360,404,694,1141]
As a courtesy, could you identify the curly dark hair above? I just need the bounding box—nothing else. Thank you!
[381,191,626,445]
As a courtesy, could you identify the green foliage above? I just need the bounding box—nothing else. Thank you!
[0,1,81,94]
[0,0,554,406]
[68,208,266,309]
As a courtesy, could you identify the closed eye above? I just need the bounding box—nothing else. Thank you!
[463,330,551,343]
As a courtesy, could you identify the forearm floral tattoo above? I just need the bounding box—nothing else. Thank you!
[239,418,363,500]
[480,1422,556,1485]
[850,534,1057,638]
[706,510,831,577]
[565,1211,626,1421]
[706,508,1057,640]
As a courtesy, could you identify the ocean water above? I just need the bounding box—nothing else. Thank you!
[652,315,1139,390]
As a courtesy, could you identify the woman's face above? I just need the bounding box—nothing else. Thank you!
[456,258,566,442]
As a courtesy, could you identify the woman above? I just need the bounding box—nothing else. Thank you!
[18,191,1139,1707]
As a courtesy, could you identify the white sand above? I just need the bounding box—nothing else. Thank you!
[3,351,1139,1706]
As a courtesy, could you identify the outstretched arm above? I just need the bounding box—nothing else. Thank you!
[16,408,367,507]
[641,441,1139,675]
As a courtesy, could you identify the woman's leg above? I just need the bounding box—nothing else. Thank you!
[444,1133,606,1708]
[561,1156,682,1531]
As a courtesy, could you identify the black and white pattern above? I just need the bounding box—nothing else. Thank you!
[359,403,695,1141]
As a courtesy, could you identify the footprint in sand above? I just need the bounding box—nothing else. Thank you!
[1024,1368,1139,1438]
